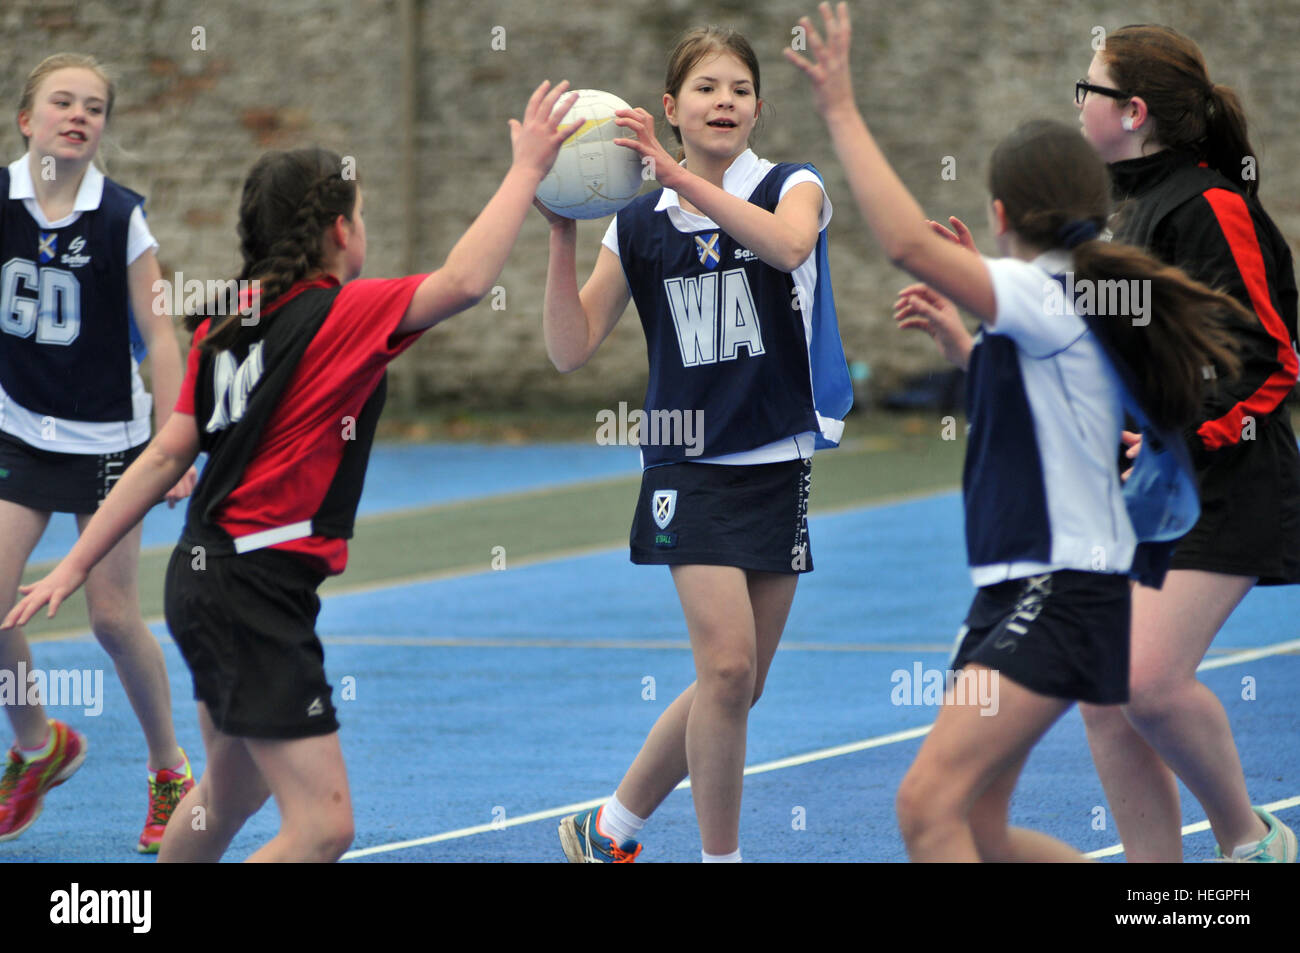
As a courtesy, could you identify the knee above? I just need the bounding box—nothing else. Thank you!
[286,805,354,862]
[697,654,756,710]
[204,782,269,832]
[1124,669,1183,725]
[315,814,354,862]
[895,765,947,846]
[87,608,143,654]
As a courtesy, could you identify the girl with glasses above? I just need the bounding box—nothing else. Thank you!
[1074,24,1298,863]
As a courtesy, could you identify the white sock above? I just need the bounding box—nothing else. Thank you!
[598,794,646,845]
[702,848,742,863]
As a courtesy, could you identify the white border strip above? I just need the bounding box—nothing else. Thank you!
[233,520,313,554]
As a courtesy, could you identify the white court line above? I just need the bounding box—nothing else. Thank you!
[1086,795,1300,859]
[342,637,1298,860]
[1197,638,1300,671]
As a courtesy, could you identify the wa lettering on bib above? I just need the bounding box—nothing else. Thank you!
[616,162,847,464]
[663,267,765,367]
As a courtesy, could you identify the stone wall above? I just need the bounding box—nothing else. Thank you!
[3,0,1296,409]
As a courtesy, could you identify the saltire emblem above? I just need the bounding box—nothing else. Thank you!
[38,232,57,263]
[652,489,677,529]
[695,233,720,269]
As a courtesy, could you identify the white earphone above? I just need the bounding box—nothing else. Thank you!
[1121,116,1135,131]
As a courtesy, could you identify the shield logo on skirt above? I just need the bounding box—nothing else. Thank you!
[652,490,677,529]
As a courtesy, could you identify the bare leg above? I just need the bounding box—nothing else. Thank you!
[970,751,1093,862]
[242,731,353,862]
[77,514,184,771]
[158,703,270,862]
[1081,571,1265,860]
[614,571,796,821]
[896,665,1074,862]
[1079,702,1183,861]
[0,500,54,749]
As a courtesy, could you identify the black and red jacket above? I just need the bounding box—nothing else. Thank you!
[1110,149,1298,452]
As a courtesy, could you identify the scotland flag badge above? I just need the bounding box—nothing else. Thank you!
[38,232,57,263]
[652,489,677,529]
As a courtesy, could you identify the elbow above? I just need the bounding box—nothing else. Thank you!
[775,236,817,274]
[457,283,491,312]
[447,271,494,312]
[887,236,928,275]
[549,352,588,374]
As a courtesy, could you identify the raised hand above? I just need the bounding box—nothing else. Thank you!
[784,2,856,119]
[508,81,582,179]
[894,282,974,369]
[927,216,978,253]
[610,107,675,189]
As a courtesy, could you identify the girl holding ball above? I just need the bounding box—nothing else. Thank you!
[545,26,852,863]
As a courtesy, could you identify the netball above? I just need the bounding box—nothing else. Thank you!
[535,89,643,220]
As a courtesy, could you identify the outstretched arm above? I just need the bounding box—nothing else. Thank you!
[398,81,583,334]
[786,3,997,324]
[2,411,200,628]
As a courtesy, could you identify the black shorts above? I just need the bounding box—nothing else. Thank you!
[1170,413,1300,585]
[0,432,145,514]
[629,458,813,574]
[951,570,1131,705]
[164,545,339,739]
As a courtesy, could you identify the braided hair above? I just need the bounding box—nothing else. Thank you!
[193,148,357,350]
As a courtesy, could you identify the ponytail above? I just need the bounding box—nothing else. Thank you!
[1202,84,1258,198]
[1071,239,1244,430]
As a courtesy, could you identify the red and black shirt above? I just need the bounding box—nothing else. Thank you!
[176,274,425,574]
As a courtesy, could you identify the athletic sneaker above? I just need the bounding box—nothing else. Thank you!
[0,720,88,841]
[137,750,195,854]
[558,807,642,863]
[1215,807,1298,862]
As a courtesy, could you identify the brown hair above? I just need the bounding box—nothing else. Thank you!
[663,26,761,157]
[990,120,1243,430]
[192,148,357,351]
[1103,25,1258,197]
[17,53,115,145]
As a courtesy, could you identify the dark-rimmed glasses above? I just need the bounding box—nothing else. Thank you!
[1075,79,1129,105]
